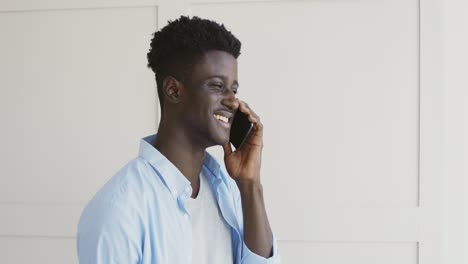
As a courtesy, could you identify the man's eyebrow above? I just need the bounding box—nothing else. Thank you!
[209,75,239,86]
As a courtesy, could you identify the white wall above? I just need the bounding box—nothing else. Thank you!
[441,1,468,263]
[1,0,464,263]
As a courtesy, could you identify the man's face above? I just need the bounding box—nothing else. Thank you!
[180,50,239,147]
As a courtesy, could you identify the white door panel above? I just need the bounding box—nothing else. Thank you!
[194,0,419,207]
[0,6,158,204]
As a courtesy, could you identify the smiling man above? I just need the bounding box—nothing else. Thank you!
[77,16,280,264]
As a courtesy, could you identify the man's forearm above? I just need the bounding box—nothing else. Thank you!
[237,180,273,258]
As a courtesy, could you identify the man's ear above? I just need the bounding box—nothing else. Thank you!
[162,76,183,103]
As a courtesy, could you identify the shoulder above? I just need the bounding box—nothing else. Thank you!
[78,157,156,233]
[76,158,148,262]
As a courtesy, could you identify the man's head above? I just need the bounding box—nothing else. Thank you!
[147,16,241,113]
[147,16,242,147]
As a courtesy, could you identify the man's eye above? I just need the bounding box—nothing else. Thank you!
[210,83,223,88]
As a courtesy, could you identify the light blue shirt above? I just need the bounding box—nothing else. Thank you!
[77,134,280,264]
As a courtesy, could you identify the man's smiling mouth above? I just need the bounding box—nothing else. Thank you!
[214,114,229,123]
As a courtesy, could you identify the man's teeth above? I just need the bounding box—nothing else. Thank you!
[214,114,229,123]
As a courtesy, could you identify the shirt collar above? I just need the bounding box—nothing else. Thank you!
[138,134,222,199]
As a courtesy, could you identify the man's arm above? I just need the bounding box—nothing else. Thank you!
[223,100,276,259]
[236,179,273,257]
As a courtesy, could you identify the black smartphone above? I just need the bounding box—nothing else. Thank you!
[229,109,253,149]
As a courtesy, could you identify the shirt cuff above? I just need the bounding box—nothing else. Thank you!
[241,233,281,264]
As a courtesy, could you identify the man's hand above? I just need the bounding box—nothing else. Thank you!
[222,100,263,183]
[222,100,274,258]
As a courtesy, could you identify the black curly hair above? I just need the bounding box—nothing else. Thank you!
[147,16,242,113]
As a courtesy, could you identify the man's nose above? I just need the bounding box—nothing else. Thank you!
[222,90,239,111]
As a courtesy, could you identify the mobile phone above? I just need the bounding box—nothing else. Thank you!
[229,109,253,149]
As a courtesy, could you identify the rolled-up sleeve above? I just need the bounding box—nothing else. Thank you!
[241,233,281,264]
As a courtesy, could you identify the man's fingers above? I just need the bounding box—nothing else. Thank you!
[238,101,263,135]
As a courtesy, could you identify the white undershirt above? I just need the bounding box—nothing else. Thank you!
[185,170,234,264]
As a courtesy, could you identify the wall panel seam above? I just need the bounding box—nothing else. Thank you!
[0,1,160,13]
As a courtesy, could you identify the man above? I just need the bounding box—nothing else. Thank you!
[77,16,280,264]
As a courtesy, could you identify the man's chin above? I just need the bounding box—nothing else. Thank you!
[212,134,230,147]
[206,128,230,147]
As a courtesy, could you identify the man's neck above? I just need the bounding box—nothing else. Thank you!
[152,125,205,198]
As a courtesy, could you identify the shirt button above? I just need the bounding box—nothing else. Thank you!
[172,189,178,196]
[185,186,191,193]
[184,213,189,220]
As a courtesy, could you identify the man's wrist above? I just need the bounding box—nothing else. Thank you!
[236,179,263,193]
